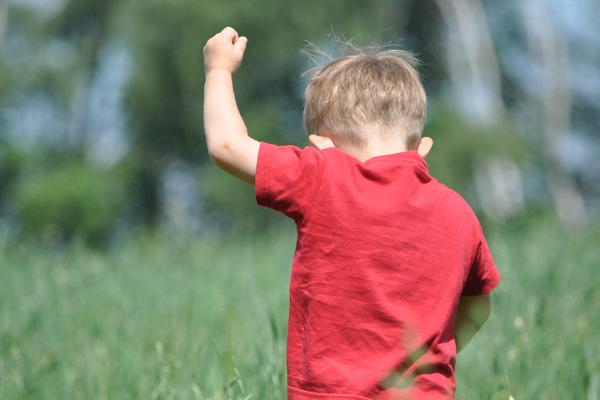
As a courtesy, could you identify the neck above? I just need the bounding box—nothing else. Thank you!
[338,141,411,162]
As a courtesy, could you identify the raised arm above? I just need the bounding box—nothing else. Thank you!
[203,27,260,185]
[454,293,491,353]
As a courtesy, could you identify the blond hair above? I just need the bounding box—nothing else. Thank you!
[303,44,427,149]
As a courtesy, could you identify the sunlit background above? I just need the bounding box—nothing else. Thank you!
[1,0,599,399]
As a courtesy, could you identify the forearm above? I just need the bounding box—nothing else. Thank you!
[203,69,248,161]
[455,294,491,353]
[203,70,259,184]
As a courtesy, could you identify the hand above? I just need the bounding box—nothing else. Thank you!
[204,27,248,75]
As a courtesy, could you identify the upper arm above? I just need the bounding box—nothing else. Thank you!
[454,293,491,353]
[457,293,491,327]
[209,136,260,186]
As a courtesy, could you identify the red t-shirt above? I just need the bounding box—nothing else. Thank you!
[255,143,500,400]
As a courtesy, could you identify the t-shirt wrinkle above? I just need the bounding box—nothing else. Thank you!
[302,152,325,223]
[266,148,274,208]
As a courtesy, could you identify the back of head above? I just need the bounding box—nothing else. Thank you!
[303,44,427,150]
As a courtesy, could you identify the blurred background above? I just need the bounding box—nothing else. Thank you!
[0,0,598,246]
[2,1,600,399]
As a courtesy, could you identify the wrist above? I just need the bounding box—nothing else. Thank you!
[205,68,235,79]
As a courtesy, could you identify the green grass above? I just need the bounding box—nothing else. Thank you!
[1,215,599,399]
[456,215,600,400]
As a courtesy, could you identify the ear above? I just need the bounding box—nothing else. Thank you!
[416,137,433,159]
[309,134,336,151]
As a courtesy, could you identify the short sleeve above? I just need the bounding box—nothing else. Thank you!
[461,228,501,296]
[255,142,322,222]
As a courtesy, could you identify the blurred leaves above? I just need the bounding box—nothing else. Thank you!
[425,103,528,197]
[14,158,126,246]
[0,0,598,244]
[0,142,27,205]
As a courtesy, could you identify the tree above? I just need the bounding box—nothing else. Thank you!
[519,0,587,231]
[432,0,525,222]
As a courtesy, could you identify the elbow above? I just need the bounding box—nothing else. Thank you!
[208,141,232,168]
[206,127,249,168]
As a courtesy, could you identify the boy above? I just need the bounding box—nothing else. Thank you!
[203,27,500,400]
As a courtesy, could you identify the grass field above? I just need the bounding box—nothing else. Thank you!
[1,214,599,399]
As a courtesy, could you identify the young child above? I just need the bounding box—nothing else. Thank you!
[203,27,500,400]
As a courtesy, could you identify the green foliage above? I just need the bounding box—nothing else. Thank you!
[14,160,126,246]
[425,102,528,200]
[202,164,287,232]
[4,0,592,240]
[116,0,427,225]
[0,143,27,207]
[0,215,599,398]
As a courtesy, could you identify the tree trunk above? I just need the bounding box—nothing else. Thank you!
[434,0,505,124]
[434,0,523,222]
[520,0,587,232]
[0,2,7,47]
